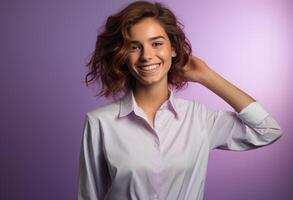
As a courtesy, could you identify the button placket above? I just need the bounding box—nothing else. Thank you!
[153,142,159,149]
[151,193,159,200]
[153,150,164,173]
[153,135,160,148]
[154,109,162,130]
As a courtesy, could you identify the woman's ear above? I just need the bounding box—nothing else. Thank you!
[171,47,177,57]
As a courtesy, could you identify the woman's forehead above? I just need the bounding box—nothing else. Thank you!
[128,18,168,41]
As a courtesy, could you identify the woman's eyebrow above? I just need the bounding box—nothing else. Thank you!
[148,36,166,41]
[130,36,166,43]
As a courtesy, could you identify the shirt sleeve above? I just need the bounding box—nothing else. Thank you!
[196,100,283,151]
[77,113,111,199]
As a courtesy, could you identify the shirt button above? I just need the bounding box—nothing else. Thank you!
[152,194,159,200]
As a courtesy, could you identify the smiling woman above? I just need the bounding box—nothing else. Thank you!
[78,1,282,200]
[84,0,192,99]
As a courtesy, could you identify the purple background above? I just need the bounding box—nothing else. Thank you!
[1,0,292,199]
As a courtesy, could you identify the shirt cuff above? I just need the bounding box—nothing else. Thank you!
[236,100,269,125]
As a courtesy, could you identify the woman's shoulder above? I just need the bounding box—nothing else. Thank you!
[86,99,120,120]
[173,95,217,115]
[173,95,202,109]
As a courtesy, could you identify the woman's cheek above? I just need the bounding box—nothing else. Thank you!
[159,48,172,59]
[158,49,172,67]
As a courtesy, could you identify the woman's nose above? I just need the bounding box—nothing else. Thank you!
[140,45,153,60]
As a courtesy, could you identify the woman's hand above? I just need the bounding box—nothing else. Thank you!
[182,54,255,112]
[182,55,211,83]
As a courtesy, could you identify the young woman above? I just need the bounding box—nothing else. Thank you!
[77,1,282,199]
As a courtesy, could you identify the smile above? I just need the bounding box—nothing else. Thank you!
[137,63,161,73]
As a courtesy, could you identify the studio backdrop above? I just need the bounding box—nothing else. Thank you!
[0,0,292,199]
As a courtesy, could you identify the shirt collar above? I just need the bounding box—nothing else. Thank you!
[119,87,179,119]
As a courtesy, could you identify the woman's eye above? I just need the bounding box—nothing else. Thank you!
[130,46,140,50]
[153,42,162,47]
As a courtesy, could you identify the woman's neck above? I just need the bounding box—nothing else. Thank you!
[133,82,170,112]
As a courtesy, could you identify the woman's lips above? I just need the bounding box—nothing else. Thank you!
[137,63,161,73]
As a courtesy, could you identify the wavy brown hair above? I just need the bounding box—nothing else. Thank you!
[85,0,192,99]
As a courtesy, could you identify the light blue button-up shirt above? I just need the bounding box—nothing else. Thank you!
[77,88,282,200]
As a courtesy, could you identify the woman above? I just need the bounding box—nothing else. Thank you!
[77,1,282,199]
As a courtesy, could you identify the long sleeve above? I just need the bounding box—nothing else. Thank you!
[77,113,111,200]
[197,100,283,151]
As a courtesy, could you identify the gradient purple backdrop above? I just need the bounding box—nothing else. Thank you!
[1,0,292,199]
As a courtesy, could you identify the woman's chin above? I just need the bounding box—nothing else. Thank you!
[135,76,167,87]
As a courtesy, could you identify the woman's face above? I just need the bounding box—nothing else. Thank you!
[127,17,177,87]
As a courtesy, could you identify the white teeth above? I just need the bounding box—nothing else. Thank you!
[139,63,160,71]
